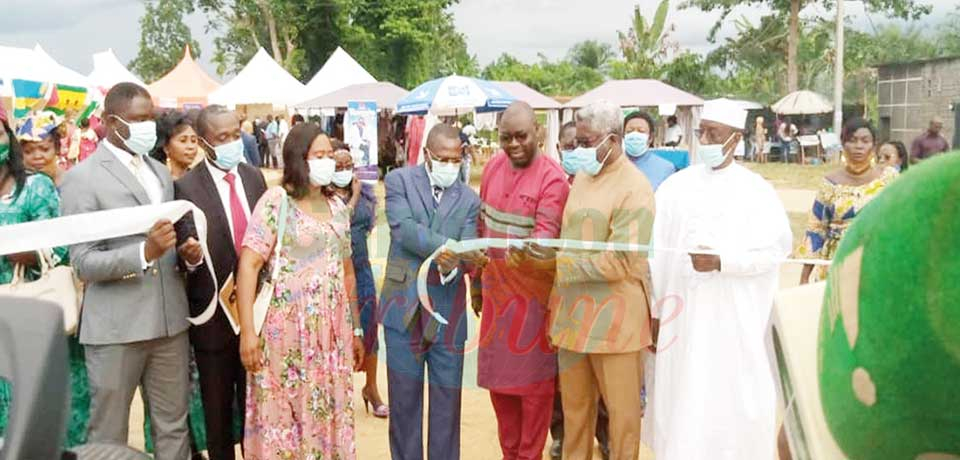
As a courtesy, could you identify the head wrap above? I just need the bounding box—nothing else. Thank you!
[15,111,63,143]
[701,99,747,130]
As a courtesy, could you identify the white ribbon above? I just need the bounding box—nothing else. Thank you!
[417,238,833,326]
[0,200,222,329]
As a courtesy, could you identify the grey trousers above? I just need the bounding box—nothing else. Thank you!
[85,332,190,460]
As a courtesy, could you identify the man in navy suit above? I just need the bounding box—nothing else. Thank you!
[380,124,482,460]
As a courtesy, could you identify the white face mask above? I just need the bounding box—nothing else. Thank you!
[332,169,353,188]
[429,158,460,188]
[307,157,336,186]
[113,116,157,156]
[699,133,738,168]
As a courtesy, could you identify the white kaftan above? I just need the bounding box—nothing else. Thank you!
[649,163,792,460]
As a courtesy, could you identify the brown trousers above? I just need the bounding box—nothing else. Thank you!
[558,349,644,460]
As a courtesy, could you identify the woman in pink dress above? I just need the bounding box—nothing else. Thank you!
[236,123,365,460]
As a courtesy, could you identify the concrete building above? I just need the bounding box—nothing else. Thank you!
[876,56,960,148]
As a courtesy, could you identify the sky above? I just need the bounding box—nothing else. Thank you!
[0,0,956,81]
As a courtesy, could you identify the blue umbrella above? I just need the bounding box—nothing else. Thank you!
[396,75,515,115]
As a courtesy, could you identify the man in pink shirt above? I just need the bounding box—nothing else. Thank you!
[473,102,571,460]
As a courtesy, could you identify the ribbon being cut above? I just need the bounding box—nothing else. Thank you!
[0,200,228,331]
[417,238,833,325]
[0,202,832,330]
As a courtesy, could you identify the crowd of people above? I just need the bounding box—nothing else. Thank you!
[745,113,951,165]
[0,78,948,460]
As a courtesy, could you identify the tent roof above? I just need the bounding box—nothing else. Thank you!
[209,48,306,106]
[494,81,561,110]
[304,47,376,100]
[296,82,408,109]
[148,45,220,102]
[88,49,145,89]
[32,45,92,87]
[563,79,703,109]
[0,45,91,89]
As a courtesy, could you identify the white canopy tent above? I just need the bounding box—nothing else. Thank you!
[0,44,91,94]
[31,45,92,88]
[303,47,376,101]
[208,48,307,107]
[88,49,144,90]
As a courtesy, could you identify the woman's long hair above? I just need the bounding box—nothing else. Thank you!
[1,119,28,199]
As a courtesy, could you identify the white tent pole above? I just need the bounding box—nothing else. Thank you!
[833,0,845,135]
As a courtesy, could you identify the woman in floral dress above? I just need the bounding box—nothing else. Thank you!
[798,117,897,283]
[236,123,365,459]
[0,110,87,447]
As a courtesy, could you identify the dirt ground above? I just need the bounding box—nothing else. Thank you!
[125,163,823,459]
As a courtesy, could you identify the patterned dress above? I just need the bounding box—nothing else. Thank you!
[0,173,88,447]
[796,167,898,280]
[242,187,356,460]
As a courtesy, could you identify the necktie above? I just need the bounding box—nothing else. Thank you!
[128,155,157,204]
[433,185,443,205]
[224,173,248,254]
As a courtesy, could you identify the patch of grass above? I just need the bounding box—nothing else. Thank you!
[744,162,834,190]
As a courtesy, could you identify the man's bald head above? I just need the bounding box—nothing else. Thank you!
[930,117,944,135]
[499,101,539,168]
[425,124,463,171]
[426,124,462,153]
[501,101,536,125]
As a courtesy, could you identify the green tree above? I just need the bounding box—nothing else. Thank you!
[198,0,476,86]
[129,0,201,82]
[609,0,674,79]
[567,40,616,71]
[705,14,787,101]
[661,52,721,97]
[481,53,603,97]
[339,0,477,87]
[683,0,931,94]
[199,0,307,78]
[936,7,960,55]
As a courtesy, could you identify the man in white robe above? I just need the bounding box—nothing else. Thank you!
[650,99,792,460]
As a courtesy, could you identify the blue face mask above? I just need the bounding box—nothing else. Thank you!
[624,132,650,158]
[560,150,580,175]
[207,138,245,170]
[564,134,612,176]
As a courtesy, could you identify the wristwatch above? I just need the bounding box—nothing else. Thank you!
[353,327,364,338]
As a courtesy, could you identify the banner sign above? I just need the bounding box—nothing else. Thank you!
[346,100,379,181]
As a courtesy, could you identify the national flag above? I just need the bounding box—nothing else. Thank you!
[46,84,88,116]
[78,100,99,124]
[12,79,47,118]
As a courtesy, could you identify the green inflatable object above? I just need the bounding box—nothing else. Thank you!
[819,153,960,459]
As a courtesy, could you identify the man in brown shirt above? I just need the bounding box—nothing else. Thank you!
[518,100,654,460]
[911,117,950,162]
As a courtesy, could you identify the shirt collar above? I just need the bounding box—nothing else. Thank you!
[104,139,138,168]
[205,158,238,181]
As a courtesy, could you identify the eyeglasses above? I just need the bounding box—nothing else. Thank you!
[573,134,612,149]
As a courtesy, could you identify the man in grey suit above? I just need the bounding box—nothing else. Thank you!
[60,83,199,460]
[380,124,483,460]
